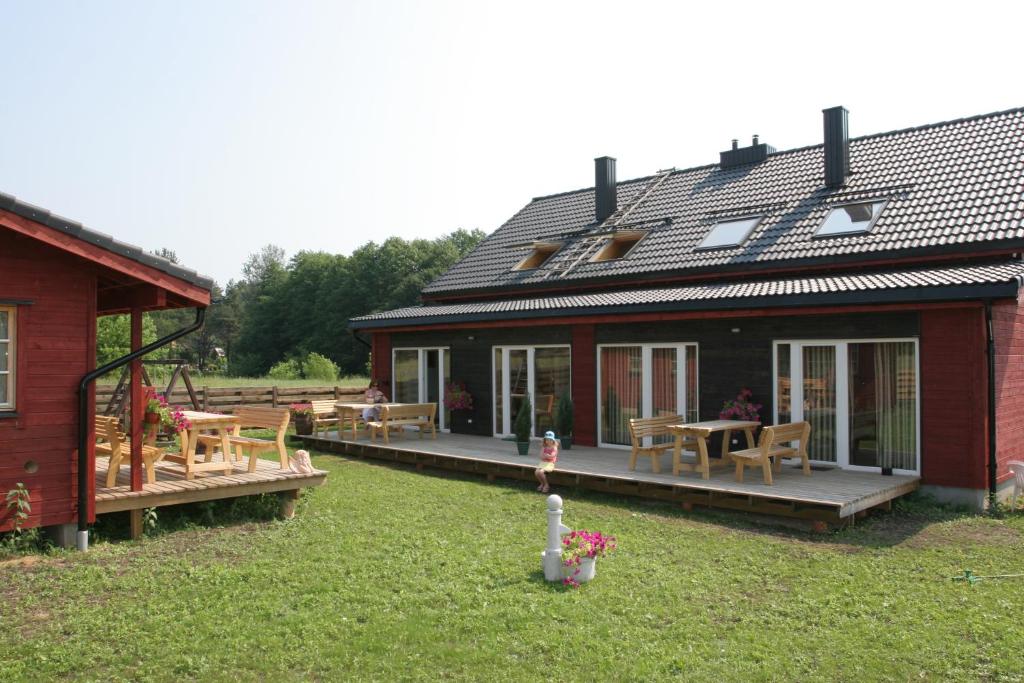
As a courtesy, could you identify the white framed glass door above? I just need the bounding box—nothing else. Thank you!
[597,343,698,448]
[392,347,451,431]
[492,345,571,437]
[773,339,919,473]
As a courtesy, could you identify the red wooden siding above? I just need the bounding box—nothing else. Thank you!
[0,231,97,531]
[371,332,392,388]
[571,324,596,446]
[919,306,989,489]
[993,298,1024,485]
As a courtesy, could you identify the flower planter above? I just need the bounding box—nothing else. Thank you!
[144,411,161,425]
[560,435,572,450]
[564,557,596,583]
[293,414,313,436]
[516,441,530,456]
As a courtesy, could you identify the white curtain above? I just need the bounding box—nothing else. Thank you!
[874,342,916,470]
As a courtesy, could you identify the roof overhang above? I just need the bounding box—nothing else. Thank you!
[351,261,1024,331]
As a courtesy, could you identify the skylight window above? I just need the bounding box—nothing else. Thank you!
[512,242,561,271]
[815,200,887,237]
[592,231,646,262]
[697,216,762,250]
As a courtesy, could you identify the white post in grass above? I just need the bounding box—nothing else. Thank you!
[542,494,572,581]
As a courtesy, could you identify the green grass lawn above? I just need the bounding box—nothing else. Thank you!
[2,443,1023,681]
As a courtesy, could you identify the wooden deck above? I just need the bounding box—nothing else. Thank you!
[95,456,327,515]
[299,431,919,526]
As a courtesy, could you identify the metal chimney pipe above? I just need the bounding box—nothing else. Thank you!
[823,106,850,189]
[594,156,617,223]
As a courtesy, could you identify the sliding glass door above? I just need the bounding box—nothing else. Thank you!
[493,346,571,437]
[598,344,698,447]
[774,339,918,473]
[391,347,451,430]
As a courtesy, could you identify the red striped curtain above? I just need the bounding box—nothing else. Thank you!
[600,346,642,445]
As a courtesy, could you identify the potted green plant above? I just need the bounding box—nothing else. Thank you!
[554,392,573,450]
[514,393,532,456]
[290,403,315,436]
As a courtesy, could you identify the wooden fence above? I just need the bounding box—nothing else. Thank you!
[96,384,366,412]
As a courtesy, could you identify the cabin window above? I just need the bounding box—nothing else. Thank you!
[392,347,451,430]
[815,200,887,237]
[0,306,15,410]
[697,216,762,250]
[773,339,919,473]
[597,343,698,447]
[513,243,561,271]
[591,231,646,262]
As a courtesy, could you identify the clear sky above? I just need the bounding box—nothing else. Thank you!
[2,1,1021,284]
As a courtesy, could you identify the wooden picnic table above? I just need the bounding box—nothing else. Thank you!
[335,402,407,441]
[669,419,760,480]
[162,411,241,479]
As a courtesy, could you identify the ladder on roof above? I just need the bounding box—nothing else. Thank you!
[598,168,674,230]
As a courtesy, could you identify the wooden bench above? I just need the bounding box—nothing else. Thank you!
[310,400,339,437]
[728,421,811,485]
[368,403,437,444]
[94,415,166,487]
[628,415,697,474]
[197,406,290,472]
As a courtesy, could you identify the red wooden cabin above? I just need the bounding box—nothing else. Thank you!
[0,194,212,540]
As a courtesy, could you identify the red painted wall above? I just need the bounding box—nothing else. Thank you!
[919,307,989,489]
[571,324,596,446]
[993,298,1024,486]
[371,332,392,389]
[0,230,97,531]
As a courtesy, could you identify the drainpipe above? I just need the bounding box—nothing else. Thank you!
[350,328,372,350]
[984,300,997,502]
[76,307,206,550]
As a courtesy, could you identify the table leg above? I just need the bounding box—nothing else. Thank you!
[219,429,234,475]
[743,428,756,448]
[697,437,711,480]
[672,434,683,476]
[720,429,732,459]
[185,429,199,480]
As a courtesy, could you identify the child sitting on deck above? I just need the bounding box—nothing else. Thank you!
[535,431,559,494]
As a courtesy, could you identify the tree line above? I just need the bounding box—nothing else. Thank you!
[98,230,485,378]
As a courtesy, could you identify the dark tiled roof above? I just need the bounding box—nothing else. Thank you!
[424,107,1024,296]
[351,260,1024,328]
[0,191,215,291]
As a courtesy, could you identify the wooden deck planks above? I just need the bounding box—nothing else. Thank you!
[94,456,327,514]
[300,431,920,520]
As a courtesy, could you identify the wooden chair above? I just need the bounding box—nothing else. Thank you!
[196,406,290,472]
[628,415,695,474]
[310,400,339,436]
[534,394,555,431]
[1009,461,1024,509]
[728,421,811,485]
[368,403,437,444]
[94,415,166,487]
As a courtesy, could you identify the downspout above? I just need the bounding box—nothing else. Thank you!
[350,328,372,350]
[984,300,997,502]
[76,307,206,550]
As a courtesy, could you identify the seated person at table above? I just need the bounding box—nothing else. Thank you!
[362,379,388,422]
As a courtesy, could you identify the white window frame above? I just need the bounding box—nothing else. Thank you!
[0,305,15,411]
[814,199,888,237]
[391,347,450,432]
[772,338,920,474]
[596,342,699,450]
[491,344,572,438]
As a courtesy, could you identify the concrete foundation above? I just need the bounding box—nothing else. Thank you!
[920,479,1016,511]
[43,523,78,549]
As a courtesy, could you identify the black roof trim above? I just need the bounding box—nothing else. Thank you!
[1,191,215,291]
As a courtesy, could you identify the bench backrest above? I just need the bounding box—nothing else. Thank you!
[310,400,337,417]
[95,415,125,455]
[760,421,810,450]
[628,415,682,443]
[381,403,436,421]
[234,406,291,431]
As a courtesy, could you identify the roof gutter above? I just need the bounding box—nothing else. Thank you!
[75,307,206,550]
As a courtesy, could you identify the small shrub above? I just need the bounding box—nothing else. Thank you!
[268,358,302,380]
[514,393,533,442]
[555,392,574,437]
[302,352,339,382]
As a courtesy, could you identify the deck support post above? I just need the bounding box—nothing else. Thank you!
[129,307,144,492]
[129,509,143,540]
[278,489,300,519]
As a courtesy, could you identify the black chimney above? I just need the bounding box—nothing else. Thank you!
[594,156,617,223]
[720,136,776,169]
[823,106,849,189]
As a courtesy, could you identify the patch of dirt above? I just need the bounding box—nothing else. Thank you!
[897,518,1022,549]
[0,555,42,569]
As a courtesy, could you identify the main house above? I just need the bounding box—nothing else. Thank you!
[350,106,1024,509]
